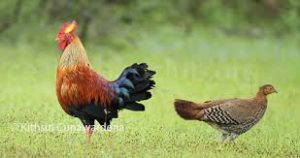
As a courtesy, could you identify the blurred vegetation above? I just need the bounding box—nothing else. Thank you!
[0,0,300,45]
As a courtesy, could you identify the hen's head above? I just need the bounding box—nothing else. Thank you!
[56,21,78,51]
[259,84,278,95]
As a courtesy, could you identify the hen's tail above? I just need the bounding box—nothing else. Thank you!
[174,99,203,120]
[110,63,155,111]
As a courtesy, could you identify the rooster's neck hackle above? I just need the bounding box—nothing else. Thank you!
[58,36,91,69]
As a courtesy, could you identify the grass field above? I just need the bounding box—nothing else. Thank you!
[0,28,300,157]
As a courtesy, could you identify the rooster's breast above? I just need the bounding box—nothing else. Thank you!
[56,65,114,115]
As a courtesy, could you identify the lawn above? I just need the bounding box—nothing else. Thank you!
[0,28,299,157]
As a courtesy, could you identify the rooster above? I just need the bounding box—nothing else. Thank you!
[55,21,155,143]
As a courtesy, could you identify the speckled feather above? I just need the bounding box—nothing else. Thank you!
[174,84,276,140]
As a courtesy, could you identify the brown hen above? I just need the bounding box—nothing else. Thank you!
[174,84,277,142]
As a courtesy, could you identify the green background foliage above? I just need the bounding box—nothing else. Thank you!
[1,0,300,44]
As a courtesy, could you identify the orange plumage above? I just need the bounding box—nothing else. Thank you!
[55,21,155,143]
[56,65,113,114]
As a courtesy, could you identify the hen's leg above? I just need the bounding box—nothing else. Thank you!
[228,133,238,143]
[220,133,228,142]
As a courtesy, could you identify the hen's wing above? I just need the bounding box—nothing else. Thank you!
[200,99,256,125]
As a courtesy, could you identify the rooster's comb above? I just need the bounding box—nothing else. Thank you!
[59,20,77,34]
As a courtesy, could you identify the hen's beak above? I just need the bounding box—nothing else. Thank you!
[55,37,59,41]
[273,89,278,93]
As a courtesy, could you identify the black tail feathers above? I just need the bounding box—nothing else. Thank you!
[111,63,155,111]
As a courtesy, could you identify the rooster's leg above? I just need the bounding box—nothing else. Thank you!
[97,118,111,130]
[80,118,95,144]
[85,125,93,144]
[104,119,111,130]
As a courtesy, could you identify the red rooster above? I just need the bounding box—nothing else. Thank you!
[55,21,155,143]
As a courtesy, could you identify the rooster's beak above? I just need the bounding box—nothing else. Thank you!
[55,37,59,41]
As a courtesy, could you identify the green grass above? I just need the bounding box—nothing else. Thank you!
[0,28,300,157]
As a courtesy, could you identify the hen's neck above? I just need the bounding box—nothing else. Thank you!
[252,91,268,106]
[58,36,91,68]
